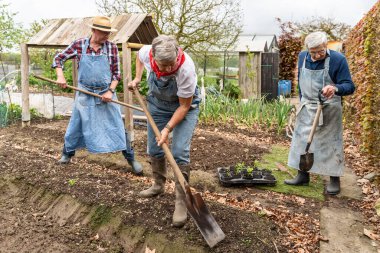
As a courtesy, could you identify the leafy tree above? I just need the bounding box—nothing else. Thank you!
[0,1,24,52]
[0,1,25,80]
[276,18,302,88]
[96,0,243,53]
[295,16,351,41]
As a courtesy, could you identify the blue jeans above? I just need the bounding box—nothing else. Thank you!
[146,97,199,165]
[63,130,135,161]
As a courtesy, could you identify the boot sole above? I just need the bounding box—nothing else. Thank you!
[284,182,309,186]
[138,192,164,198]
[326,190,340,195]
[172,220,187,228]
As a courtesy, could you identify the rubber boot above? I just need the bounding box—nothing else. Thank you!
[58,154,71,164]
[127,160,144,176]
[172,164,190,228]
[284,170,310,185]
[327,176,340,195]
[138,157,166,198]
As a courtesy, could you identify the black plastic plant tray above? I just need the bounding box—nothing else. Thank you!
[217,166,276,187]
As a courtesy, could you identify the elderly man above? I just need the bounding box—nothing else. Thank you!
[128,35,201,227]
[285,31,355,195]
[52,16,143,175]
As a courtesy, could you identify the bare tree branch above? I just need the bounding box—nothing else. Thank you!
[95,0,242,53]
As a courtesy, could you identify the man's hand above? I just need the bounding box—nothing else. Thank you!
[157,128,170,146]
[101,90,113,102]
[321,85,337,99]
[56,75,67,89]
[128,78,140,91]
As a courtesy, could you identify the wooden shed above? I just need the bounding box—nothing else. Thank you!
[235,35,279,100]
[20,14,158,140]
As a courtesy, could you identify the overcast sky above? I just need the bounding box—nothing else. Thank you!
[8,0,378,35]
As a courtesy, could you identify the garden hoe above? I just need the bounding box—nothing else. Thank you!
[134,89,226,248]
[32,75,143,112]
[299,91,324,172]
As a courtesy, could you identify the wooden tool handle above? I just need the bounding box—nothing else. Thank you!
[33,74,143,112]
[133,89,188,192]
[306,104,322,152]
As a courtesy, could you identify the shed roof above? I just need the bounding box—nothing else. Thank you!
[27,14,159,48]
[234,35,268,52]
[252,35,278,51]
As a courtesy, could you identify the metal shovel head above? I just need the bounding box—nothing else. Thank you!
[184,185,225,248]
[299,152,314,172]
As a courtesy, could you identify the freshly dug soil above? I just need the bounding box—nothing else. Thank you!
[0,118,300,252]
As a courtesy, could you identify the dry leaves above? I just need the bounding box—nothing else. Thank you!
[364,228,380,241]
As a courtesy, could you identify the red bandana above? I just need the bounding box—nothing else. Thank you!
[149,48,186,79]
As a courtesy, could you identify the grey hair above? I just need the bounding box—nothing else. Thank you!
[304,32,328,49]
[151,35,179,63]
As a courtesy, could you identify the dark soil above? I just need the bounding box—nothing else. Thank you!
[0,118,317,252]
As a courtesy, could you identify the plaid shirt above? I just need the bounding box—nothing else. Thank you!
[52,37,121,81]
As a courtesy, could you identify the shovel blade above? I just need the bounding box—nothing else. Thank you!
[185,185,225,248]
[299,152,314,172]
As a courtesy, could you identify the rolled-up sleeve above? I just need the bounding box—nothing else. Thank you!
[52,41,78,69]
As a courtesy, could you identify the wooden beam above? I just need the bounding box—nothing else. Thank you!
[20,43,30,127]
[122,43,134,141]
[126,42,144,49]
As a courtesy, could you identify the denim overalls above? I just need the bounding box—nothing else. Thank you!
[146,70,201,165]
[63,38,134,160]
[288,50,344,177]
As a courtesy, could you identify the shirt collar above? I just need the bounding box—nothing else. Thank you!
[306,49,330,62]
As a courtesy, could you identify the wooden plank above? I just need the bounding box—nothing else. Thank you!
[20,44,30,127]
[261,53,279,100]
[114,14,146,44]
[122,43,134,141]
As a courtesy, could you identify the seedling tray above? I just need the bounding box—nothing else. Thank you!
[217,166,276,187]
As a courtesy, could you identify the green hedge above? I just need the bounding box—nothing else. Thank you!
[344,2,380,166]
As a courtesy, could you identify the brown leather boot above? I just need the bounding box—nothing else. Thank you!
[172,164,190,228]
[138,156,167,198]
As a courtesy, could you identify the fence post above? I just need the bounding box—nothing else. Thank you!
[21,43,30,127]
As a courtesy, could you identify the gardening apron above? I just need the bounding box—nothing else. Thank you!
[288,51,344,177]
[146,71,201,109]
[63,39,126,154]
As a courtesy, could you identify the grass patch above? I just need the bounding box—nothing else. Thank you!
[256,145,325,201]
[90,205,112,229]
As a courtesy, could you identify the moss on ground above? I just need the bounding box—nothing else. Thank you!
[256,145,325,201]
[90,205,113,229]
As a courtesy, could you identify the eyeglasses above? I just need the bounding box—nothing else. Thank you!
[309,48,326,56]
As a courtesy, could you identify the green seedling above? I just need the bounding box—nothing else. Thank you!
[68,178,77,186]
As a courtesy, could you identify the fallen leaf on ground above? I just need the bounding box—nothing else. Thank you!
[364,228,380,240]
[145,246,156,253]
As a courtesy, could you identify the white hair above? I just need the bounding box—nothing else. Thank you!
[151,35,179,64]
[304,32,328,49]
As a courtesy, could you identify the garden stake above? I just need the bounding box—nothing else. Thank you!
[32,74,143,112]
[134,89,225,248]
[299,91,324,172]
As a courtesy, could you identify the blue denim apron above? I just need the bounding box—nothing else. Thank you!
[146,71,201,164]
[63,39,127,154]
[288,51,344,177]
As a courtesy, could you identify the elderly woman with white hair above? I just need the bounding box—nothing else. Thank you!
[284,31,355,195]
[128,35,201,227]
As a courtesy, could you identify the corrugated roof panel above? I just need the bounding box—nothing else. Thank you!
[27,14,158,47]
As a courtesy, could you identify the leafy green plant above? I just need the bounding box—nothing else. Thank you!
[68,178,77,186]
[234,162,246,174]
[199,94,292,134]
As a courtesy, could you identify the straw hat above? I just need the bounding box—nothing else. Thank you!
[88,16,117,32]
